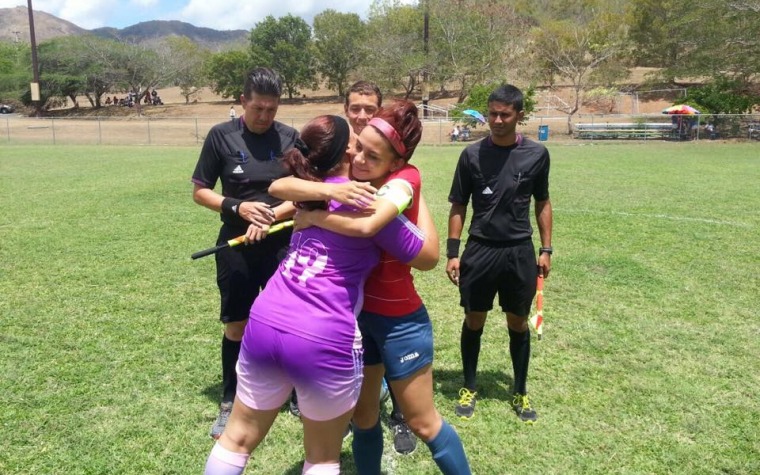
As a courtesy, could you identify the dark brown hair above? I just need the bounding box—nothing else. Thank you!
[282,115,349,209]
[344,80,382,108]
[372,100,422,162]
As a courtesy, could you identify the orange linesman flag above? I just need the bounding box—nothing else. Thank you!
[530,274,544,340]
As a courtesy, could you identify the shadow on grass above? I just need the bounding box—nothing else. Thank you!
[202,382,223,403]
[433,368,514,402]
[282,449,379,475]
[201,383,301,419]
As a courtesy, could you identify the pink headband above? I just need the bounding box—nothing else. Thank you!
[368,117,407,157]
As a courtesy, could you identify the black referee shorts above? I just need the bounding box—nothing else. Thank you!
[214,224,292,323]
[458,237,537,317]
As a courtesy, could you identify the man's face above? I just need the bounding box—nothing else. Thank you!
[487,101,524,141]
[240,92,279,134]
[344,92,380,134]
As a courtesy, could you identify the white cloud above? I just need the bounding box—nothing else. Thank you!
[130,0,158,7]
[179,0,394,30]
[56,0,120,29]
[0,1,31,7]
[1,0,119,29]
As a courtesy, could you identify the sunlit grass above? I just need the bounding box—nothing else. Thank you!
[1,142,758,474]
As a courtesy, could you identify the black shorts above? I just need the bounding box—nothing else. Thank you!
[215,224,292,323]
[458,237,537,316]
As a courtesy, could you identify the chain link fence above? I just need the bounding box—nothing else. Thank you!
[2,114,759,146]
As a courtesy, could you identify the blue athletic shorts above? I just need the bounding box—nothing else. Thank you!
[358,305,434,381]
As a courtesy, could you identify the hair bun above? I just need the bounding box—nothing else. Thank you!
[294,138,311,156]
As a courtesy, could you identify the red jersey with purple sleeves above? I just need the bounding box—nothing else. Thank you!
[246,176,425,349]
[362,164,423,316]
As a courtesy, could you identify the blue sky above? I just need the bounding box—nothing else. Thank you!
[0,0,415,30]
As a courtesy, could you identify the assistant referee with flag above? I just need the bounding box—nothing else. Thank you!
[445,84,553,424]
[191,67,297,439]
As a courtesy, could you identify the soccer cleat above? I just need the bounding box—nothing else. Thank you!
[210,401,233,439]
[389,414,417,455]
[512,393,538,423]
[289,398,301,418]
[380,378,391,405]
[454,388,478,419]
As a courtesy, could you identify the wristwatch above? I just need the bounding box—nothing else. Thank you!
[539,246,553,255]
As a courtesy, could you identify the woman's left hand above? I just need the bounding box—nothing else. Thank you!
[293,209,324,232]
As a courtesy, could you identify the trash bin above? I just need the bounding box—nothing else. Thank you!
[538,125,549,141]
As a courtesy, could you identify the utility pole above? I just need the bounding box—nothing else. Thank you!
[422,0,429,118]
[27,0,42,117]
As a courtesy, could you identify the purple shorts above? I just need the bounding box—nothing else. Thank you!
[236,319,363,421]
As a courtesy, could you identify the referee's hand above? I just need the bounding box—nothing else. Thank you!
[445,258,460,286]
[238,201,276,227]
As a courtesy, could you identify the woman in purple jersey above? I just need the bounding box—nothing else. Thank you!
[203,115,438,475]
[270,102,471,475]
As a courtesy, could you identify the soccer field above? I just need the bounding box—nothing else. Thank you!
[1,142,758,474]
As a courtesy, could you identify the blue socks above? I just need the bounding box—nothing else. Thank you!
[353,418,471,475]
[352,418,383,475]
[426,421,471,475]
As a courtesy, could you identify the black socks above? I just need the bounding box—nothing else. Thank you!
[508,328,531,395]
[460,321,483,390]
[221,335,242,403]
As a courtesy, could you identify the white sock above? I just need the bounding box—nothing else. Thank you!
[204,442,249,475]
[302,460,341,474]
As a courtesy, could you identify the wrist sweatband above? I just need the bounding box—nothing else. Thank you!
[221,198,242,217]
[447,238,461,259]
[376,184,412,214]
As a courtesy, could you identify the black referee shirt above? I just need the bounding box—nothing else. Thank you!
[448,135,550,242]
[192,118,298,227]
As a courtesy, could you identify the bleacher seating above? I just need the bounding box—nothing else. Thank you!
[575,122,676,140]
[749,122,760,140]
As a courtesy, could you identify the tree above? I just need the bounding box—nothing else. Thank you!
[37,36,120,109]
[627,0,691,69]
[454,81,536,125]
[428,0,531,102]
[98,41,165,115]
[684,77,759,114]
[79,37,123,108]
[160,36,210,104]
[312,10,367,96]
[0,42,31,104]
[205,49,250,100]
[362,1,425,99]
[629,1,760,86]
[249,15,315,99]
[37,37,87,108]
[529,6,628,133]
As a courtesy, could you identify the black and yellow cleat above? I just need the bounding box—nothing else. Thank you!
[455,388,478,419]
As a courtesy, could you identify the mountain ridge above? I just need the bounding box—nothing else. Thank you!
[0,6,248,50]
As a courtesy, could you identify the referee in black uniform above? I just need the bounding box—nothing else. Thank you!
[445,84,553,424]
[191,67,298,439]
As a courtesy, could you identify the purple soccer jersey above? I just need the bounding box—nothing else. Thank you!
[246,176,425,350]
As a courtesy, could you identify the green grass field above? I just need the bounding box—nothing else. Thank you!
[1,142,758,474]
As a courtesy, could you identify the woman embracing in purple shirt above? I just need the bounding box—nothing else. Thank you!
[203,115,438,475]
